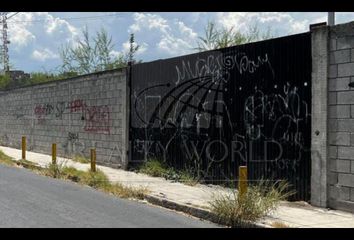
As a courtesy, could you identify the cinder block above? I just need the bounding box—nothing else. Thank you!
[338,119,354,131]
[329,77,350,91]
[330,49,351,64]
[330,38,337,51]
[351,106,354,118]
[329,92,337,105]
[352,49,354,62]
[329,65,338,78]
[337,36,354,50]
[329,185,350,201]
[329,132,350,146]
[337,92,354,105]
[328,172,338,185]
[329,146,338,159]
[338,63,354,77]
[329,105,350,118]
[338,146,354,160]
[352,161,354,173]
[329,159,351,172]
[350,134,354,146]
[338,173,354,187]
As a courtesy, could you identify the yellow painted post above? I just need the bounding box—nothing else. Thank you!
[52,143,57,165]
[238,166,248,198]
[22,136,26,160]
[91,149,96,172]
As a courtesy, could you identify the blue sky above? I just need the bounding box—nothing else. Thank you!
[4,12,354,73]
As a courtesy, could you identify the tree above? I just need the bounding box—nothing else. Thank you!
[59,27,140,75]
[127,33,140,64]
[195,21,275,51]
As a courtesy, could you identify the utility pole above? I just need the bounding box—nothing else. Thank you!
[328,12,335,26]
[0,12,18,73]
[1,13,10,72]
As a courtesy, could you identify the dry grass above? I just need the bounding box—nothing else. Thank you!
[209,180,295,228]
[0,150,16,167]
[102,183,149,200]
[271,221,290,228]
[16,159,42,171]
[139,158,168,177]
[138,158,199,186]
[71,155,90,164]
[43,164,148,200]
[0,150,148,201]
[179,170,199,186]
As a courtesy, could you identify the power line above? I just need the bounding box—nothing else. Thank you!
[7,13,122,24]
[7,12,19,20]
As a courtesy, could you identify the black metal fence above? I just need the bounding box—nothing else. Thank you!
[129,32,312,201]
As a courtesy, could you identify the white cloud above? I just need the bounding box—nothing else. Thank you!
[215,12,313,35]
[109,50,123,59]
[128,13,198,56]
[129,13,170,33]
[7,12,79,49]
[122,41,148,56]
[289,19,309,33]
[257,12,292,23]
[137,42,148,55]
[9,25,36,47]
[7,12,36,47]
[31,48,59,61]
[157,33,194,56]
[177,21,197,39]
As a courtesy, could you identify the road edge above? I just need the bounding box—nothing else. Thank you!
[144,194,272,228]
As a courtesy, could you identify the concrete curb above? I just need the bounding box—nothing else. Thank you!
[144,194,271,228]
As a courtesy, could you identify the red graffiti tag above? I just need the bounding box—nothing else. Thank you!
[69,99,85,113]
[84,105,111,134]
[69,99,86,112]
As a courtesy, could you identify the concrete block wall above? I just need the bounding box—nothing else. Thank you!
[327,21,354,212]
[0,68,128,169]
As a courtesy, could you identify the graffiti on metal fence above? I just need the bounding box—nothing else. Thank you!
[130,32,312,200]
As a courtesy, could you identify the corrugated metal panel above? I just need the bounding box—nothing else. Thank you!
[129,32,312,201]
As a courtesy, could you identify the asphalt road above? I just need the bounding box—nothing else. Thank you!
[0,165,219,228]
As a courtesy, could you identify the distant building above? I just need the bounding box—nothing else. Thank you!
[0,70,30,81]
[0,70,30,88]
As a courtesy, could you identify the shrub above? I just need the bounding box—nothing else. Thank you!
[209,179,294,228]
[179,170,199,186]
[104,183,148,200]
[138,158,199,186]
[45,163,64,178]
[81,170,111,189]
[61,166,86,182]
[72,155,90,164]
[139,158,168,177]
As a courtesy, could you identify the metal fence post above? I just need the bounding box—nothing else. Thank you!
[238,166,248,198]
[52,143,57,165]
[91,149,96,172]
[22,136,26,160]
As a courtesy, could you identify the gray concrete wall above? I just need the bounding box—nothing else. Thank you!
[326,21,354,212]
[0,68,128,169]
[311,24,329,208]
